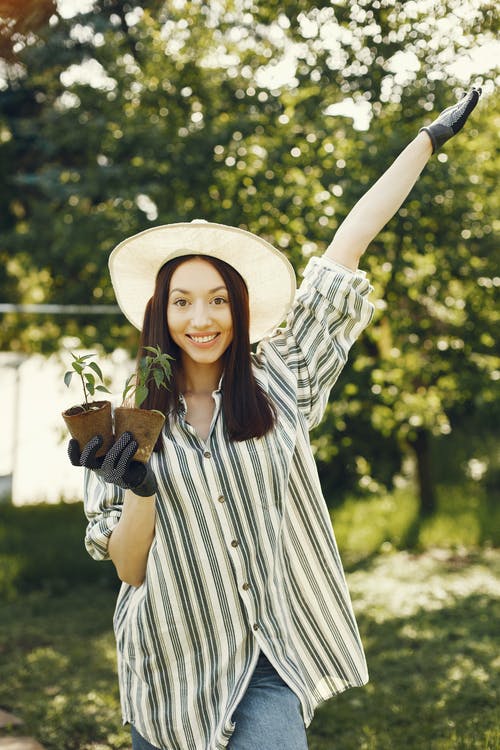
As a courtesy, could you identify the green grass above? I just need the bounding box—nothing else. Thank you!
[0,550,498,750]
[0,489,498,748]
[0,587,129,749]
[0,501,118,600]
[332,481,499,567]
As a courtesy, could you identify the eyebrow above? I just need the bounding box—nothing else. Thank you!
[169,285,228,297]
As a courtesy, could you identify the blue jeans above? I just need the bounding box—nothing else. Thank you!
[131,651,309,750]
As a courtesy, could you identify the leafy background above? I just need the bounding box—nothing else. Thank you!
[0,3,499,747]
[1,0,498,512]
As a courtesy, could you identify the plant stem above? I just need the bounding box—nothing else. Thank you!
[79,371,89,409]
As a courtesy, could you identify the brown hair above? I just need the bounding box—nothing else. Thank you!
[137,254,276,448]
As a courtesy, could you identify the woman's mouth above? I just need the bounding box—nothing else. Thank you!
[186,333,220,346]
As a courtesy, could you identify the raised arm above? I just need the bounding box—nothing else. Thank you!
[325,87,481,270]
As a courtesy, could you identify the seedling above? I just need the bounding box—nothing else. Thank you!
[122,345,173,410]
[64,352,111,411]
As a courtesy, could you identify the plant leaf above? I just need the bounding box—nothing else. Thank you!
[122,374,135,403]
[88,361,103,380]
[64,371,73,387]
[135,384,148,408]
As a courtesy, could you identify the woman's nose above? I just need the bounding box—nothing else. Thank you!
[191,301,211,328]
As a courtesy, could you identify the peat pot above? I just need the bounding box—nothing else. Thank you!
[114,407,166,463]
[62,400,114,457]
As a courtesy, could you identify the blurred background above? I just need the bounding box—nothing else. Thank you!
[0,1,498,748]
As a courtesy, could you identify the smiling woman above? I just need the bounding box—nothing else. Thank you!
[64,88,481,750]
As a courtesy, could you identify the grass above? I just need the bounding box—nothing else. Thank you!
[0,549,498,750]
[0,487,498,748]
[308,548,500,750]
[331,480,499,567]
[0,587,128,750]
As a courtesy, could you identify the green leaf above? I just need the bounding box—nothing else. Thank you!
[122,374,135,403]
[88,361,103,380]
[153,368,163,389]
[135,384,148,408]
[63,371,73,387]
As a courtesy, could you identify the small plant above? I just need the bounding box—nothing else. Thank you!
[64,352,111,411]
[121,345,173,410]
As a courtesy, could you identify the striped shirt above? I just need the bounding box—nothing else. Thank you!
[83,255,374,750]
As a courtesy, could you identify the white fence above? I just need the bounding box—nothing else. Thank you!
[0,350,133,505]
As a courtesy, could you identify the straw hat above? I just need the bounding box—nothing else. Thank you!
[108,220,296,343]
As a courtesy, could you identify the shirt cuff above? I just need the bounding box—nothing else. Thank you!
[302,255,371,293]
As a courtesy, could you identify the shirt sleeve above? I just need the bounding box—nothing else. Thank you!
[83,468,124,560]
[257,255,375,430]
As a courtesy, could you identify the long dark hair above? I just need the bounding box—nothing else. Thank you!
[137,254,276,448]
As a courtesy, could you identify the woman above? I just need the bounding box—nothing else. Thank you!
[69,88,480,750]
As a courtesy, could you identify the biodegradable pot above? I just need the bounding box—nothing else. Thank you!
[114,407,166,463]
[62,400,114,457]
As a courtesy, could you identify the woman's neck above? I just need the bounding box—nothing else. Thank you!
[179,358,223,396]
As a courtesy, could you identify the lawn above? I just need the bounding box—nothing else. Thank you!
[0,547,498,750]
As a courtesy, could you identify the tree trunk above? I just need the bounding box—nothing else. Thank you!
[410,428,437,517]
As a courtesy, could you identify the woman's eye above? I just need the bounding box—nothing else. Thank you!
[212,297,227,305]
[173,299,188,307]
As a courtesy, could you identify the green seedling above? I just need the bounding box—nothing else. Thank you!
[64,352,111,411]
[122,345,173,409]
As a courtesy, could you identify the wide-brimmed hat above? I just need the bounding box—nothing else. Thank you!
[108,220,297,343]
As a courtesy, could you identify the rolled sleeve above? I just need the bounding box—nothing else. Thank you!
[259,255,374,429]
[83,468,124,560]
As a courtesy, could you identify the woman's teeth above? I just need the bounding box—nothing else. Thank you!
[189,334,218,343]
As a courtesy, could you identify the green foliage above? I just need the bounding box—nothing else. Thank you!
[0,1,498,511]
[0,0,56,61]
[0,502,119,599]
[122,344,173,408]
[63,351,111,409]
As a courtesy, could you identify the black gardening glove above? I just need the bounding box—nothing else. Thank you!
[419,87,481,153]
[68,433,158,497]
[68,435,105,469]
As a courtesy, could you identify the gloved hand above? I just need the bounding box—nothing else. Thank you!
[419,87,481,153]
[68,432,158,497]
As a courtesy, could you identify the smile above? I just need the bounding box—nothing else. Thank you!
[187,333,220,344]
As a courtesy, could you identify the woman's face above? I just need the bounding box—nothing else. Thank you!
[167,258,233,368]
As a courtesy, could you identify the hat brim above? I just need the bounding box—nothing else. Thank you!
[108,221,297,343]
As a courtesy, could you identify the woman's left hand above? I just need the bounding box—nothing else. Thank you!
[419,86,482,152]
[70,432,158,497]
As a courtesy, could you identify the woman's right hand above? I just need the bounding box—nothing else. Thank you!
[68,432,158,497]
[419,86,481,153]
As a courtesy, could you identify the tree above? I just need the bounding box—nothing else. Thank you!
[0,0,498,513]
[0,0,56,61]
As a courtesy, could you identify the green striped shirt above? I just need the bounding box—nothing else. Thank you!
[84,255,374,749]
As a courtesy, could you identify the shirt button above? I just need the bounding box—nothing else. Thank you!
[231,539,239,548]
[242,582,250,591]
[203,451,211,459]
[253,623,259,631]
[217,495,225,503]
